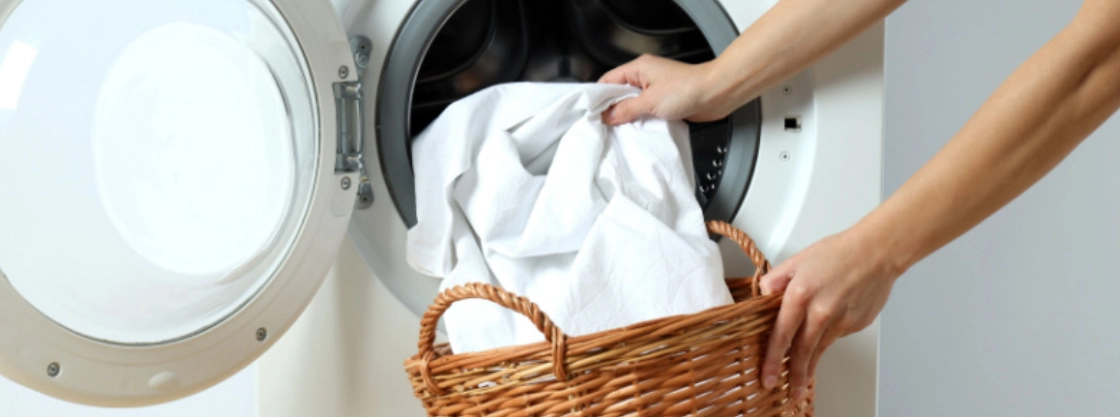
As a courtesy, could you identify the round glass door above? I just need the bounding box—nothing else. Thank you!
[0,0,319,345]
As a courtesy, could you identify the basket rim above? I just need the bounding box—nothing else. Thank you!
[405,281,784,373]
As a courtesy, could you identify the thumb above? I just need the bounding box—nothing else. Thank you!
[759,263,795,295]
[604,95,654,125]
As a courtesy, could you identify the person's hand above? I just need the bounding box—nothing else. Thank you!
[757,227,904,402]
[598,54,737,124]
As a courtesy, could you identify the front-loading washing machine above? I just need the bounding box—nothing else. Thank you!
[0,0,882,415]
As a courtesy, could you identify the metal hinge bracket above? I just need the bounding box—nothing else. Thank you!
[334,36,374,209]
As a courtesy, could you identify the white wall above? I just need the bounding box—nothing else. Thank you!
[0,366,256,417]
[881,1,1120,415]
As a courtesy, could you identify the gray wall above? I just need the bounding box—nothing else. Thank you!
[881,1,1120,416]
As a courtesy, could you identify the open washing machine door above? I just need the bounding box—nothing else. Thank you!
[0,0,366,407]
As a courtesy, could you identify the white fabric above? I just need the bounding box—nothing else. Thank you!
[408,82,731,354]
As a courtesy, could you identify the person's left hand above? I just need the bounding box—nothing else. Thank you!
[757,228,904,402]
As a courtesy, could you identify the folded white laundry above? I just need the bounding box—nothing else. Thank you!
[407,82,732,354]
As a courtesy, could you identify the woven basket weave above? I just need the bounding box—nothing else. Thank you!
[404,221,813,416]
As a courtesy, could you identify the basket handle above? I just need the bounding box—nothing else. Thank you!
[415,221,769,396]
[706,220,772,297]
[416,282,569,396]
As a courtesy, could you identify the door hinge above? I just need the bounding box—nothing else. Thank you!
[334,36,374,209]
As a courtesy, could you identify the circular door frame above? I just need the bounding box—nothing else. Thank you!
[355,0,770,320]
[0,0,359,407]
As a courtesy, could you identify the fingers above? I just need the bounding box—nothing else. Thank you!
[603,96,654,125]
[598,56,647,87]
[598,65,635,86]
[599,53,661,86]
[760,263,795,295]
[760,283,807,392]
[807,328,841,382]
[600,56,654,125]
[787,304,833,402]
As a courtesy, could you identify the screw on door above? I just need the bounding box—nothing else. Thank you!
[356,178,374,209]
[47,362,60,378]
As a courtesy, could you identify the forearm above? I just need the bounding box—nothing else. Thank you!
[703,0,906,109]
[855,7,1120,274]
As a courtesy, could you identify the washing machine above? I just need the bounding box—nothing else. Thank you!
[0,0,882,415]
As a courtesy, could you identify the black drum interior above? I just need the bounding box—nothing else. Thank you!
[377,0,760,227]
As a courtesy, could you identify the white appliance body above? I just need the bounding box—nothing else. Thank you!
[0,0,882,414]
[260,1,883,416]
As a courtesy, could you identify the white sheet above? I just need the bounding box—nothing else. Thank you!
[408,82,731,354]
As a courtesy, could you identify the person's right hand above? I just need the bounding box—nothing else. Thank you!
[756,227,903,402]
[598,54,737,125]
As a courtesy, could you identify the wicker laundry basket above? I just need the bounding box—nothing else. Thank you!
[404,221,813,416]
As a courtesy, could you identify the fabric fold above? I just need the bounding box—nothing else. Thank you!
[408,82,731,353]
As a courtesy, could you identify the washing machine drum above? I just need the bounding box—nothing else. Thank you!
[359,0,763,322]
[377,0,760,227]
[0,0,761,407]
